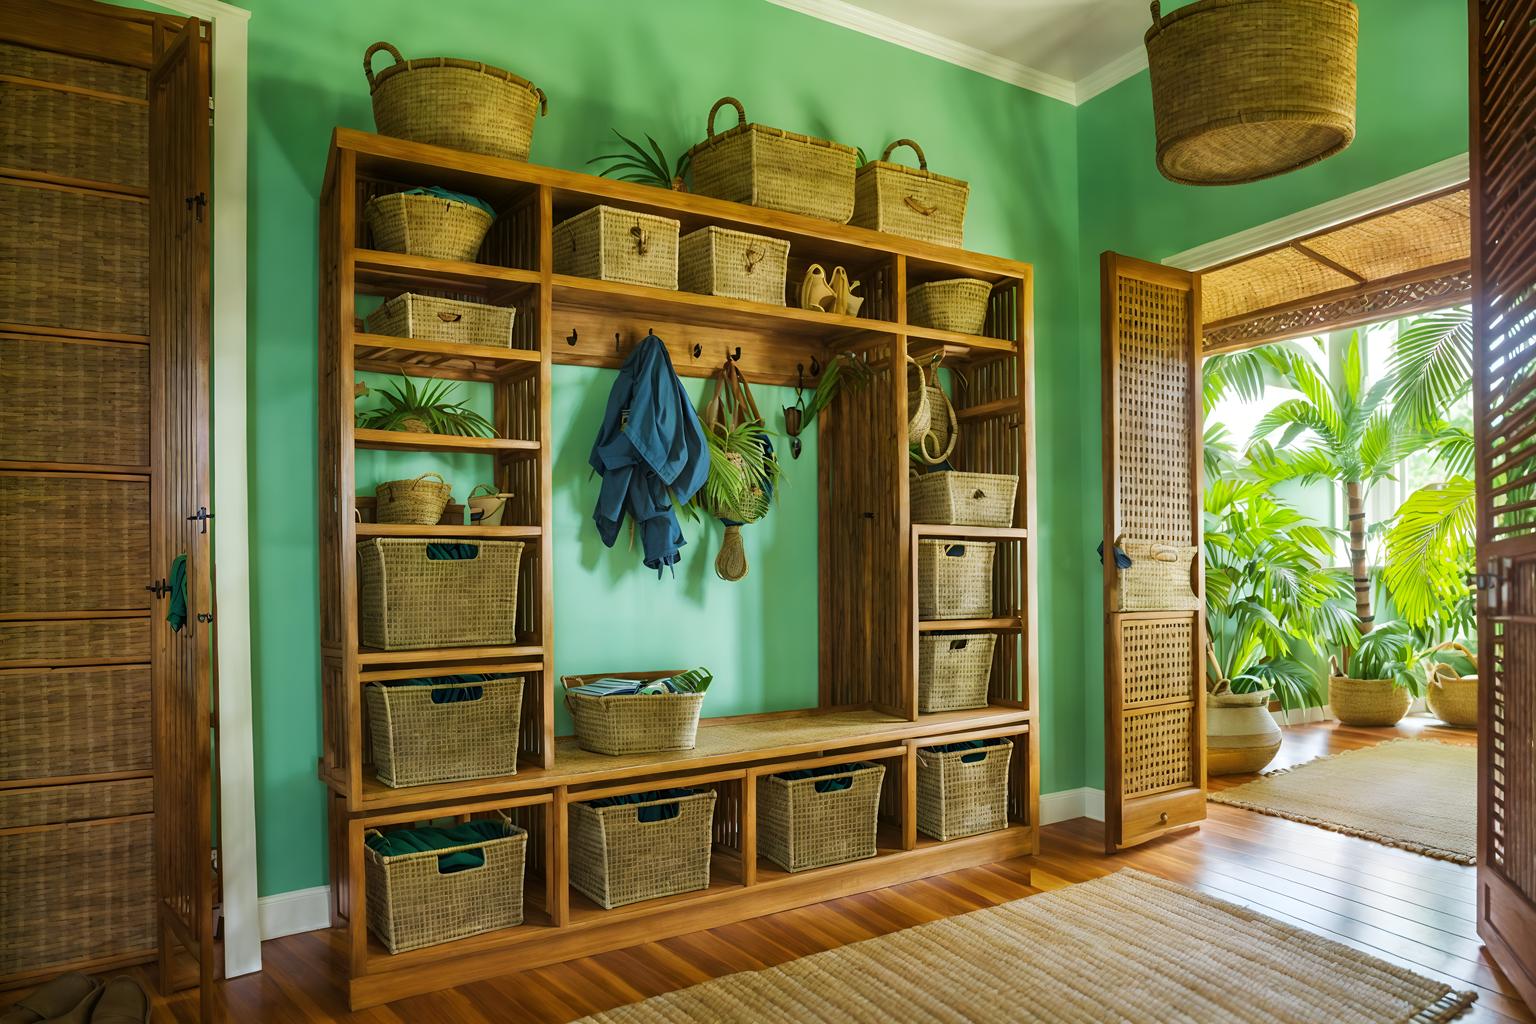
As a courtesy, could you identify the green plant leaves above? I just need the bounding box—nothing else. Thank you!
[1383,475,1476,631]
[588,129,690,188]
[354,375,495,437]
[1389,307,1473,430]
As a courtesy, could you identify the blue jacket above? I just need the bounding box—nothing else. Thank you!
[589,335,710,574]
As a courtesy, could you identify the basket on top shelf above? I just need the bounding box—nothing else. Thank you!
[366,188,494,262]
[851,139,969,247]
[364,41,547,161]
[365,293,516,348]
[358,537,523,650]
[911,470,1018,528]
[553,205,680,289]
[917,539,996,620]
[918,632,996,713]
[374,472,453,526]
[758,761,885,873]
[678,226,790,306]
[561,670,710,756]
[1112,535,1199,611]
[686,97,858,223]
[908,278,992,335]
[569,788,717,909]
[917,738,1012,841]
[365,674,524,788]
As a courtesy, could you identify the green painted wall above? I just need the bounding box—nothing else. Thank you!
[242,0,1080,897]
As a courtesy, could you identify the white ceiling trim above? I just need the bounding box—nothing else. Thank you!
[1074,44,1148,104]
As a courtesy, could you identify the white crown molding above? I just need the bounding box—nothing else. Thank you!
[1163,153,1471,271]
[1074,44,1148,104]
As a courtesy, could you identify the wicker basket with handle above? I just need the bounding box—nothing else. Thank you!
[850,139,969,247]
[918,632,997,712]
[365,674,523,788]
[678,226,790,306]
[758,762,885,872]
[905,356,932,446]
[1114,535,1200,611]
[1426,641,1478,728]
[365,191,493,263]
[552,206,679,289]
[357,538,522,650]
[917,539,996,620]
[364,41,547,161]
[374,473,452,526]
[686,97,857,223]
[568,789,717,909]
[1329,673,1411,727]
[917,738,1012,841]
[561,671,704,756]
[907,278,993,335]
[364,293,515,348]
[910,470,1018,528]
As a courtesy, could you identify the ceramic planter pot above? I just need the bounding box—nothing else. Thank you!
[1207,688,1282,776]
[1329,676,1410,726]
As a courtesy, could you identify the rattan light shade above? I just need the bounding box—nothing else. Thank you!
[1145,0,1358,186]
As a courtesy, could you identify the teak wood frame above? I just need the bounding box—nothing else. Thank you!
[317,128,1038,1009]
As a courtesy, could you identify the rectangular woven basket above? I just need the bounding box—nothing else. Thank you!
[907,278,992,335]
[568,789,717,909]
[910,471,1018,528]
[686,97,856,223]
[562,685,705,756]
[678,226,789,306]
[365,675,524,788]
[365,191,493,262]
[1114,536,1200,611]
[917,539,996,620]
[758,762,884,873]
[364,293,515,348]
[916,739,1012,842]
[849,140,969,247]
[552,205,679,289]
[918,632,997,712]
[357,538,523,650]
[364,817,526,953]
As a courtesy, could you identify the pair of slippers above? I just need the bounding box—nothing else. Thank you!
[0,973,149,1024]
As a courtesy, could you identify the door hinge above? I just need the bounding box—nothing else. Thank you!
[187,505,214,533]
[196,611,215,624]
[1468,572,1498,590]
[145,579,170,599]
[186,192,207,222]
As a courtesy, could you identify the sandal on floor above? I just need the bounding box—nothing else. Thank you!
[85,978,148,1024]
[0,974,100,1024]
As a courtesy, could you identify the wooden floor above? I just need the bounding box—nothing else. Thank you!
[44,718,1533,1023]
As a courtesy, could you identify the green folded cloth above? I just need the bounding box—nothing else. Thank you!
[167,554,188,633]
[365,818,511,872]
[925,738,1008,763]
[425,542,480,560]
[586,788,696,823]
[775,762,868,793]
[380,674,490,704]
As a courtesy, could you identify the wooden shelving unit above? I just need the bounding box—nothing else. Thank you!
[317,128,1039,1010]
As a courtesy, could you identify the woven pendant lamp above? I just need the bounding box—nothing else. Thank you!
[1144,0,1358,185]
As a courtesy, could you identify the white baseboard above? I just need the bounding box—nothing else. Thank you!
[1039,786,1105,824]
[258,885,331,941]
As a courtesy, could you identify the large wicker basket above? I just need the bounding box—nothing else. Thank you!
[364,41,547,161]
[918,632,997,713]
[1427,642,1478,728]
[562,671,705,756]
[1145,0,1358,185]
[758,762,885,873]
[365,293,515,348]
[907,278,992,335]
[374,473,452,526]
[366,675,523,788]
[917,739,1012,841]
[917,539,996,620]
[850,139,969,247]
[678,226,790,306]
[910,471,1018,528]
[569,789,716,909]
[358,538,523,651]
[552,206,680,289]
[1114,536,1200,611]
[1329,676,1410,727]
[364,815,526,953]
[366,191,493,262]
[686,97,857,223]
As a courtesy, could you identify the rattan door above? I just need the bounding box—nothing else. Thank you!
[1470,0,1536,1011]
[1100,252,1206,853]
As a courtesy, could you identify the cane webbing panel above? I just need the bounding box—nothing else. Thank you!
[1123,704,1195,797]
[1120,618,1196,707]
[1116,275,1194,546]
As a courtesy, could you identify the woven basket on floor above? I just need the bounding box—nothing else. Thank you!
[907,278,991,335]
[1329,676,1410,727]
[364,815,526,954]
[910,471,1017,528]
[364,41,547,161]
[562,673,705,756]
[1145,0,1358,185]
[1427,642,1478,728]
[366,191,493,262]
[364,293,515,348]
[918,632,997,712]
[374,473,452,526]
[917,539,995,620]
[917,739,1012,841]
[552,206,679,289]
[905,356,932,445]
[1114,535,1200,611]
[850,139,969,247]
[759,762,884,873]
[678,226,790,306]
[365,675,523,788]
[358,538,522,650]
[686,97,857,223]
[569,789,717,909]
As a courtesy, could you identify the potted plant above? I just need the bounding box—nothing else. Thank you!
[355,376,495,437]
[1328,620,1431,726]
[588,129,691,191]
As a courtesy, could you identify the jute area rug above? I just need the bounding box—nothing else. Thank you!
[573,869,1474,1024]
[1210,738,1476,864]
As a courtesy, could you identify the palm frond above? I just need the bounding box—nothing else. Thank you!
[1389,306,1473,429]
[1383,475,1476,628]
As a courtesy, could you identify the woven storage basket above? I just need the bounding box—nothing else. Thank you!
[562,686,705,758]
[678,226,790,306]
[917,739,1012,841]
[1329,676,1410,727]
[365,675,523,788]
[918,632,997,713]
[910,471,1018,528]
[366,191,493,262]
[759,762,884,873]
[1115,536,1200,611]
[850,139,968,247]
[364,816,526,954]
[569,789,717,909]
[686,97,857,223]
[358,538,522,650]
[1427,642,1478,728]
[364,293,515,348]
[364,41,547,161]
[552,205,679,289]
[1145,0,1357,186]
[917,539,996,620]
[374,473,452,526]
[907,278,992,335]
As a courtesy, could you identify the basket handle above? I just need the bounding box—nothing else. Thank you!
[903,195,940,217]
[707,96,747,138]
[1149,1,1163,28]
[630,223,649,256]
[919,380,958,465]
[406,471,447,490]
[743,246,764,275]
[435,310,463,323]
[363,42,404,89]
[534,87,548,117]
[881,138,928,169]
[469,482,512,499]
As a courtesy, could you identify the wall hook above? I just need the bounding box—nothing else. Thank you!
[565,329,578,347]
[614,332,623,350]
[809,356,821,376]
[691,343,702,359]
[728,346,742,362]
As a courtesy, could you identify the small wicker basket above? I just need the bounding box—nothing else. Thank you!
[916,739,1012,842]
[850,139,969,247]
[910,471,1018,528]
[365,191,493,263]
[562,671,705,756]
[917,540,996,620]
[364,293,515,348]
[358,538,523,651]
[1114,535,1200,611]
[907,278,992,335]
[569,789,717,909]
[918,632,997,712]
[364,41,547,161]
[552,206,680,289]
[758,762,885,873]
[1329,676,1411,727]
[1427,642,1478,728]
[374,473,452,526]
[365,675,523,788]
[686,97,857,223]
[678,226,790,306]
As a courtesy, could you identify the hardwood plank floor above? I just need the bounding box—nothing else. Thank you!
[17,719,1529,1023]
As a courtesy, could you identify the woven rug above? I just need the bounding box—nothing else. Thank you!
[1210,738,1476,864]
[573,869,1474,1023]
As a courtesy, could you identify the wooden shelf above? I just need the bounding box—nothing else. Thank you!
[353,428,539,457]
[912,525,1029,540]
[354,522,541,539]
[352,332,539,382]
[917,617,1025,633]
[356,644,543,666]
[351,249,539,297]
[905,323,1017,354]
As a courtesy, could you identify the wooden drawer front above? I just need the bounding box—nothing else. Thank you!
[0,778,152,828]
[0,42,145,98]
[1121,786,1205,839]
[0,617,149,667]
[0,667,150,780]
[0,336,149,466]
[0,183,148,336]
[0,474,149,614]
[0,81,147,188]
